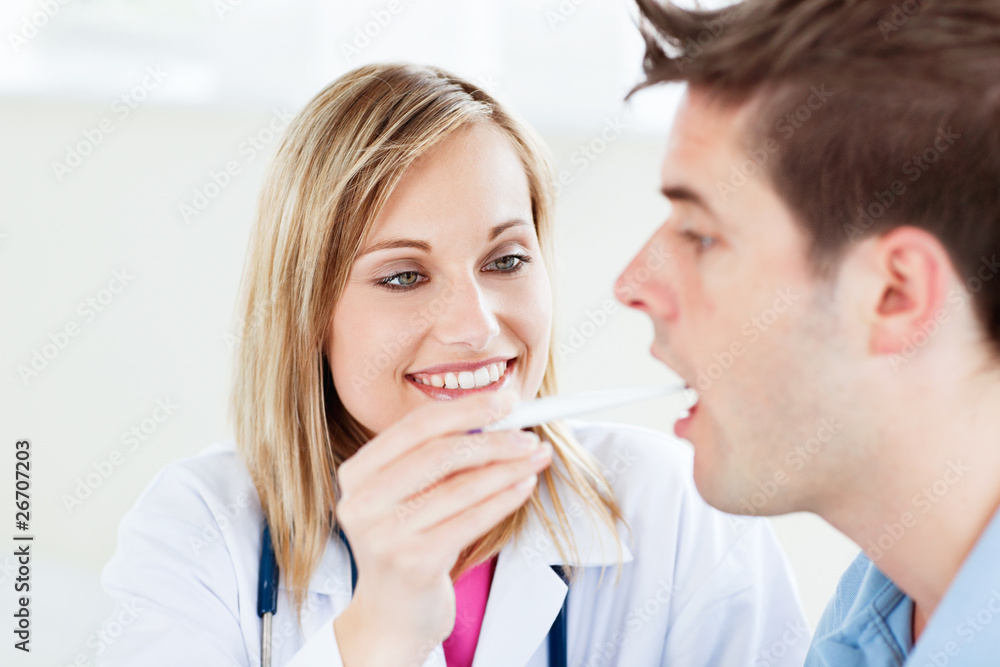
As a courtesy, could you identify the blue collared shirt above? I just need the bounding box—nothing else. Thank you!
[806,505,1000,666]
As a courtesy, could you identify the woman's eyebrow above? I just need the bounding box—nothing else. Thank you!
[359,219,531,257]
[488,219,530,241]
[357,238,432,257]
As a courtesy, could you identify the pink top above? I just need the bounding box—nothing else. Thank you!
[442,556,498,667]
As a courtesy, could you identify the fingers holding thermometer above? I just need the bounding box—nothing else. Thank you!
[332,391,552,662]
[337,389,518,485]
[336,390,552,546]
[392,428,552,532]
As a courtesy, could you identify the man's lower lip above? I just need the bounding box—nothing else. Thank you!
[674,404,697,439]
[406,359,516,399]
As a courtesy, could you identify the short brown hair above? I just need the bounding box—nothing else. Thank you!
[632,0,1000,345]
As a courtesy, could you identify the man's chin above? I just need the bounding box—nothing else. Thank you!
[691,448,756,516]
[690,461,737,513]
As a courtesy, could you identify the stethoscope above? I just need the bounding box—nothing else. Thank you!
[257,523,569,667]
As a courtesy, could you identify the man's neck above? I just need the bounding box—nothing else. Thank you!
[822,387,1000,628]
[912,601,928,643]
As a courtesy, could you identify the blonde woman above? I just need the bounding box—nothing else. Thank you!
[99,63,808,666]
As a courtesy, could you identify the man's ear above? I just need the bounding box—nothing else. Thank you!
[860,226,953,356]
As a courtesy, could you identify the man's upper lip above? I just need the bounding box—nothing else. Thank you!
[408,356,515,376]
[650,346,692,387]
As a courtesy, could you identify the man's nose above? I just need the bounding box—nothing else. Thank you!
[615,236,677,319]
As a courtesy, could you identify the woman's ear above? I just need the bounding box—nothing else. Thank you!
[857,226,953,357]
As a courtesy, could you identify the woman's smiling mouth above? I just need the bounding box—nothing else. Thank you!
[406,357,516,399]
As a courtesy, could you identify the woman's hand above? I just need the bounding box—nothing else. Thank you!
[332,390,552,667]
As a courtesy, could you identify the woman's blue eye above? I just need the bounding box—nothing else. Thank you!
[376,253,530,291]
[378,271,423,289]
[488,254,530,272]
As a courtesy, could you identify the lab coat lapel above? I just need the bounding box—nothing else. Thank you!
[302,469,633,667]
[471,530,569,667]
[472,474,634,667]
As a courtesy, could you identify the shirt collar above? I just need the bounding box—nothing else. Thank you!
[907,500,1000,663]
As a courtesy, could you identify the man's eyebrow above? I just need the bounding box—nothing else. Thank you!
[357,219,530,258]
[660,184,721,222]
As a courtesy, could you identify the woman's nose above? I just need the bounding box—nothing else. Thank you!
[431,279,501,350]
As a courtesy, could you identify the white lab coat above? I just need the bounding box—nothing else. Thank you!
[99,421,810,667]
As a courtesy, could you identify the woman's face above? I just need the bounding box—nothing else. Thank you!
[326,123,552,435]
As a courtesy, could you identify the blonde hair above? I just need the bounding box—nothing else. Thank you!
[230,63,628,621]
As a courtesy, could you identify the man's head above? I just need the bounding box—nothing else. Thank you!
[617,0,1000,516]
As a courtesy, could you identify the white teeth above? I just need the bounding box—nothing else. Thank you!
[413,360,512,391]
[682,388,699,408]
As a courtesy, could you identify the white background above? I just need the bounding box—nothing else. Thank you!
[0,0,859,664]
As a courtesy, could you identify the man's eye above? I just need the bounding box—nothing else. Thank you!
[680,230,715,252]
